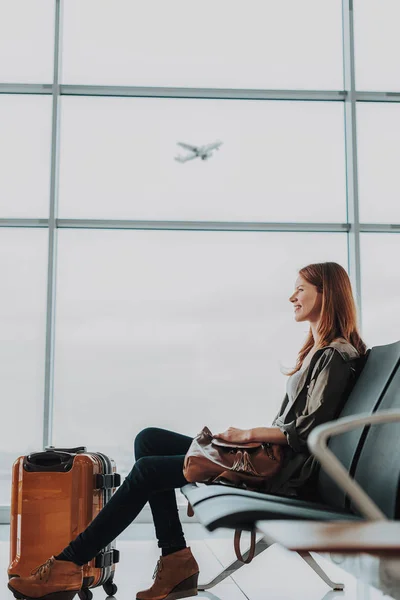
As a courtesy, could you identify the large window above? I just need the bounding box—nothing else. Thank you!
[0,0,55,84]
[0,229,48,505]
[0,94,52,219]
[59,97,346,222]
[361,234,400,347]
[354,0,400,92]
[62,0,343,90]
[53,230,346,476]
[357,103,400,224]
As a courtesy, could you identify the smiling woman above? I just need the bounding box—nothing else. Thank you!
[214,262,367,489]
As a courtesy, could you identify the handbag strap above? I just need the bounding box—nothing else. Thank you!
[234,529,256,563]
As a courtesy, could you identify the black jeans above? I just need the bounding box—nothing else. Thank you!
[61,427,193,566]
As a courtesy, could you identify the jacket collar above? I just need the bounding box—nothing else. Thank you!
[318,338,360,362]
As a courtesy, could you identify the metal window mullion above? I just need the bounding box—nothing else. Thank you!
[357,91,400,103]
[0,219,49,227]
[342,0,362,331]
[56,219,349,232]
[3,82,400,104]
[360,223,400,233]
[59,85,344,101]
[43,0,62,450]
[0,218,397,232]
[0,83,52,95]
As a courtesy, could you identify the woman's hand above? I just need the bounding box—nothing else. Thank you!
[214,426,288,445]
[213,427,251,444]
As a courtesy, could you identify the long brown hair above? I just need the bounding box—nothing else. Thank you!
[286,262,367,376]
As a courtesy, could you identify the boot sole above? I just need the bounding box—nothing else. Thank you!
[164,590,197,600]
[7,583,78,600]
[137,572,199,600]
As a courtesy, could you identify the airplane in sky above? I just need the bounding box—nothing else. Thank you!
[174,140,223,163]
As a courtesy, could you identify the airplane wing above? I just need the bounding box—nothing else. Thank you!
[177,142,198,152]
[174,154,198,163]
[203,141,223,152]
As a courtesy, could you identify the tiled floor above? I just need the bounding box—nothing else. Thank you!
[2,524,399,600]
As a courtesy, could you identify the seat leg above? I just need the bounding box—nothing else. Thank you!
[298,551,345,591]
[198,535,271,591]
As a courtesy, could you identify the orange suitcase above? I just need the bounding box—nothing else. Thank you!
[8,446,121,600]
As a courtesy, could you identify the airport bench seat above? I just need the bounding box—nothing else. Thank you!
[182,340,400,591]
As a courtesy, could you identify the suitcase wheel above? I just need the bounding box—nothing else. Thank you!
[103,580,118,596]
[78,589,93,600]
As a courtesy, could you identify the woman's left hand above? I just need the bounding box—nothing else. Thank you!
[213,427,251,444]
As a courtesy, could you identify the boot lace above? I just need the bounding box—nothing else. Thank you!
[30,557,54,582]
[152,558,163,580]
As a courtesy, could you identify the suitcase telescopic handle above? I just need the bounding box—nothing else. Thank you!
[45,446,87,454]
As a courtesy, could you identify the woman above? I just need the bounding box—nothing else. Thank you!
[8,262,367,600]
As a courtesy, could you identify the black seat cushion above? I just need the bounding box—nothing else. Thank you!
[191,493,361,532]
[182,482,348,513]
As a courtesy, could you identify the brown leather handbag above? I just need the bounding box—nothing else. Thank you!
[183,426,284,563]
[183,425,283,490]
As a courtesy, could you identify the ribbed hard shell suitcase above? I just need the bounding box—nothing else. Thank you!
[8,446,121,600]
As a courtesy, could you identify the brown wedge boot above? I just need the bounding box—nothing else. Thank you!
[8,556,83,600]
[136,547,199,600]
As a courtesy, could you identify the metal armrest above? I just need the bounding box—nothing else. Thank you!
[308,409,400,521]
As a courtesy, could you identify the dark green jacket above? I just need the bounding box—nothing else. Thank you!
[266,339,362,498]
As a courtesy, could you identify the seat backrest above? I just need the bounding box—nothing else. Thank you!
[317,340,400,509]
[351,366,400,518]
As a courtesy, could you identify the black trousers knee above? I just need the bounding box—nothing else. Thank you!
[60,427,193,565]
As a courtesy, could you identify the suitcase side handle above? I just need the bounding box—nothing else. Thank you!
[95,473,121,489]
[45,446,87,454]
[24,451,74,472]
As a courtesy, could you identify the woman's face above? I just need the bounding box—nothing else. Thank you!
[289,274,322,323]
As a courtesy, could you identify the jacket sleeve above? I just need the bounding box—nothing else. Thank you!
[275,349,354,453]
